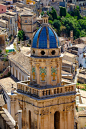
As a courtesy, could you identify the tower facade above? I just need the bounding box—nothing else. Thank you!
[14,23,76,129]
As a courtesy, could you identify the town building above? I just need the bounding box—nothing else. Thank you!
[0,27,7,51]
[18,11,37,40]
[78,69,86,83]
[0,106,18,129]
[62,52,78,75]
[74,37,86,44]
[0,11,17,38]
[68,44,86,68]
[0,4,6,14]
[4,16,76,129]
[8,51,30,81]
[6,0,17,4]
[59,37,72,52]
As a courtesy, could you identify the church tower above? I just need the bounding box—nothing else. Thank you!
[16,22,76,129]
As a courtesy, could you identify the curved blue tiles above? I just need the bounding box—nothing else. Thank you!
[32,25,59,49]
[38,27,47,49]
[32,27,42,48]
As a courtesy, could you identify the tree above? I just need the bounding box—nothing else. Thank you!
[49,14,53,21]
[69,6,82,20]
[49,20,53,25]
[18,30,25,41]
[60,7,66,17]
[53,19,61,32]
[0,49,2,54]
[50,7,57,20]
[80,29,86,37]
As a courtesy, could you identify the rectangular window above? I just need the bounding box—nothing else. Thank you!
[25,20,27,23]
[10,19,12,24]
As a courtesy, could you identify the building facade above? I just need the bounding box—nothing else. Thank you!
[10,17,76,129]
[0,11,17,38]
[18,11,37,40]
[0,4,6,14]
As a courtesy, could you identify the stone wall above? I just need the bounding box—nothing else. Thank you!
[0,60,9,72]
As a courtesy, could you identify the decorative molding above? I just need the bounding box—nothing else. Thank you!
[34,110,39,115]
[41,109,49,116]
[66,105,74,111]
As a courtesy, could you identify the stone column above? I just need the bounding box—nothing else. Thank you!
[71,105,74,129]
[50,111,54,129]
[36,64,40,84]
[60,111,65,129]
[18,69,19,80]
[30,61,32,82]
[47,62,51,85]
[57,62,60,84]
[10,96,15,118]
[18,110,22,129]
[64,110,68,129]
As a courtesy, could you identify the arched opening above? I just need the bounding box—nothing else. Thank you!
[54,111,60,129]
[29,110,31,129]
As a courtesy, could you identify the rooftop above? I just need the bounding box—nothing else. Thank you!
[62,70,72,75]
[8,52,30,75]
[32,25,59,49]
[0,19,8,24]
[20,46,31,56]
[59,37,66,42]
[0,107,16,128]
[76,37,86,42]
[0,77,17,93]
[19,10,34,16]
[73,44,86,49]
[62,59,73,65]
[63,52,77,58]
[6,11,17,16]
[78,73,86,79]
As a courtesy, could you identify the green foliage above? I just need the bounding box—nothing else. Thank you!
[0,49,2,54]
[6,50,9,53]
[46,6,86,39]
[76,6,79,10]
[60,7,66,17]
[49,20,53,25]
[69,7,82,20]
[3,58,8,62]
[29,40,31,44]
[18,30,25,41]
[62,17,81,38]
[49,7,58,20]
[80,29,86,37]
[9,35,12,41]
[18,41,20,44]
[41,11,44,16]
[49,14,53,21]
[53,19,61,31]
[78,19,86,30]
[4,54,8,58]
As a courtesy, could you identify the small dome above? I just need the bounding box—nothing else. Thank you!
[32,25,59,49]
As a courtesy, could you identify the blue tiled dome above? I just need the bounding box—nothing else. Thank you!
[32,25,59,49]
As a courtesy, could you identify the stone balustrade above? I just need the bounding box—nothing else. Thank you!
[17,82,76,99]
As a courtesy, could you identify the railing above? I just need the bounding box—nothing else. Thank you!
[17,82,76,99]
